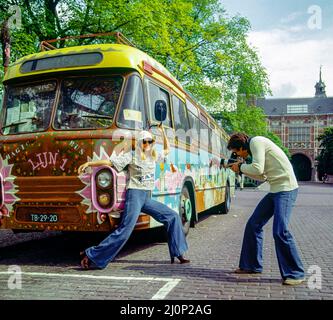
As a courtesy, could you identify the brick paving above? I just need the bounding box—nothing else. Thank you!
[0,183,332,300]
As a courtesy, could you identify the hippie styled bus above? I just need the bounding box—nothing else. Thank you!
[0,32,235,235]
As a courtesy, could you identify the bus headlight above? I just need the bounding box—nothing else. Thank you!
[96,170,112,189]
[98,193,111,206]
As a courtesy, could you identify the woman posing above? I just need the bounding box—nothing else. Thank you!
[78,125,190,269]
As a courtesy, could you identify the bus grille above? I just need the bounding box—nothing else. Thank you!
[15,176,84,203]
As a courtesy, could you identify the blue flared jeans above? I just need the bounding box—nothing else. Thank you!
[239,188,304,279]
[86,189,188,269]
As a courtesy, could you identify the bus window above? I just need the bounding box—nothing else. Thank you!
[54,76,123,130]
[221,135,228,156]
[199,113,211,149]
[207,126,212,151]
[172,95,190,143]
[118,75,146,129]
[188,111,200,142]
[186,100,200,142]
[200,113,208,125]
[212,132,221,155]
[2,82,56,135]
[200,120,209,149]
[147,81,172,127]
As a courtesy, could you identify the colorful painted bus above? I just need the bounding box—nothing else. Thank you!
[0,33,235,235]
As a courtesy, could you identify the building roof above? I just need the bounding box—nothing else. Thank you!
[257,97,333,116]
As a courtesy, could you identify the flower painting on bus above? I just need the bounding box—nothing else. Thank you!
[0,155,20,216]
[77,146,111,214]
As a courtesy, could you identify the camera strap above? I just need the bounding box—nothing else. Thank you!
[246,137,253,157]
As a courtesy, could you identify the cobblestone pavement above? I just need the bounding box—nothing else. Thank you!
[0,183,332,300]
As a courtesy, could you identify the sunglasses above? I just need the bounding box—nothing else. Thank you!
[142,140,154,145]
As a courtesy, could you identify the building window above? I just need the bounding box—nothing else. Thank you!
[288,127,310,142]
[289,119,305,125]
[287,105,308,114]
[270,126,281,133]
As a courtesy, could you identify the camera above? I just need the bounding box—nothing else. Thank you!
[220,152,239,168]
[227,152,238,165]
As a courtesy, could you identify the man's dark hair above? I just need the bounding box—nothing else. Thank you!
[227,133,250,150]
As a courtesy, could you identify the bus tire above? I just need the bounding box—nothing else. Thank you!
[180,185,192,236]
[218,183,231,215]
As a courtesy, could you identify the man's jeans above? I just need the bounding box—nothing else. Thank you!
[239,188,304,279]
[86,189,188,269]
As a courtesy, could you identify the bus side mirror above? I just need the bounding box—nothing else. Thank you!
[154,100,167,122]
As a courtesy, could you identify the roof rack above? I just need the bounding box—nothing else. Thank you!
[39,32,135,51]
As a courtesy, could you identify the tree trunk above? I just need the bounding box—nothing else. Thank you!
[0,20,11,74]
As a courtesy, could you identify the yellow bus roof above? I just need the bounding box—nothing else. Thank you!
[4,43,184,94]
[3,42,230,139]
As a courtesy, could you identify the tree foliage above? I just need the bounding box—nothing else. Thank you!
[0,0,282,155]
[211,96,290,158]
[265,131,291,159]
[213,97,267,136]
[0,0,270,102]
[317,127,333,177]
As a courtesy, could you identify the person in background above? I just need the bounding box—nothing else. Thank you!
[227,133,305,286]
[78,124,189,269]
[238,172,244,190]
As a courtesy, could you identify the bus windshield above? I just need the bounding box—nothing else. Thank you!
[2,82,56,135]
[54,76,123,130]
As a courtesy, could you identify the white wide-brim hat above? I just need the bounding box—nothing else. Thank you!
[137,130,155,142]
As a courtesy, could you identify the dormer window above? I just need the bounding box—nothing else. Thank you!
[287,105,308,114]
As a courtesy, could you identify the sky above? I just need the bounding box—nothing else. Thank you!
[220,0,333,98]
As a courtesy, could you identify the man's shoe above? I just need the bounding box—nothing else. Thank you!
[171,255,190,264]
[234,268,261,274]
[282,278,305,286]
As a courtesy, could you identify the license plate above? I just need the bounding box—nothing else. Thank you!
[30,213,59,223]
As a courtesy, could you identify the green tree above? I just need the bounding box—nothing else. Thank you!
[1,0,278,156]
[0,0,270,104]
[211,96,290,158]
[213,97,267,136]
[265,131,291,159]
[317,127,333,178]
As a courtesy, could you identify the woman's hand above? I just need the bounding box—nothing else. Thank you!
[78,162,91,174]
[158,123,170,155]
[157,122,165,133]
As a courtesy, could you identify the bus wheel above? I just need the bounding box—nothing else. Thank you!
[218,184,231,215]
[180,185,192,236]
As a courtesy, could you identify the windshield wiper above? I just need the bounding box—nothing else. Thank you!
[82,115,113,120]
[2,116,42,129]
[2,120,29,129]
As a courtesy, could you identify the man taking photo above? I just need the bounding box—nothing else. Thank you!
[227,133,305,285]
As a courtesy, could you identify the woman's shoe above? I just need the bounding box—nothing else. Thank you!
[171,255,190,264]
[80,251,94,269]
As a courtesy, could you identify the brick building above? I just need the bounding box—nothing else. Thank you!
[257,68,333,181]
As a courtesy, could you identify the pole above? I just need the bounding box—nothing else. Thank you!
[1,19,11,75]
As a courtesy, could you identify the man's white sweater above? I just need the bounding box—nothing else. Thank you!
[240,136,298,193]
